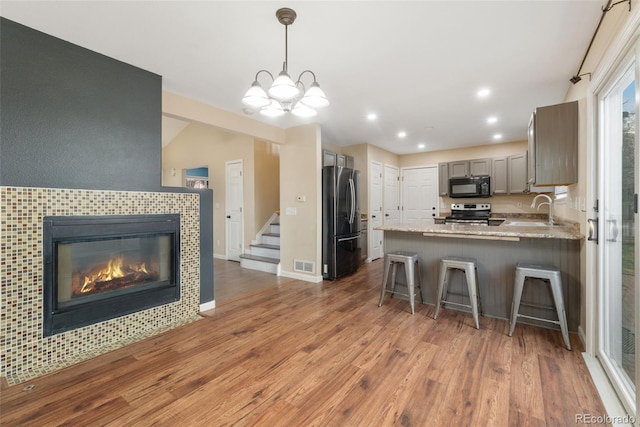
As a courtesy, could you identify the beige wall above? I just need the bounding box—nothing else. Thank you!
[280,124,322,278]
[399,140,526,167]
[163,126,282,259]
[161,122,257,258]
[254,140,280,233]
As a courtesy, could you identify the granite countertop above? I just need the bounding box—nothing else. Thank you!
[376,218,583,240]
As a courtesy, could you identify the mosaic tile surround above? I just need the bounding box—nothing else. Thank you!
[0,187,201,385]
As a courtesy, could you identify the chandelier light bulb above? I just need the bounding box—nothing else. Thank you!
[242,81,271,108]
[268,70,301,101]
[260,100,287,118]
[300,82,329,108]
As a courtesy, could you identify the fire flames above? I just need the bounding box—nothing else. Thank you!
[74,257,156,296]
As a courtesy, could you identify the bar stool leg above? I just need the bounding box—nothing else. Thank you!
[416,260,425,304]
[378,255,391,307]
[475,267,483,316]
[434,261,447,320]
[549,277,572,350]
[390,262,398,295]
[405,258,415,314]
[508,270,526,337]
[465,263,480,329]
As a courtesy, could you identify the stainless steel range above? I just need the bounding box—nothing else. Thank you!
[445,203,491,225]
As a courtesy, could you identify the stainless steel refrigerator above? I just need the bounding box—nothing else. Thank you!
[322,165,361,280]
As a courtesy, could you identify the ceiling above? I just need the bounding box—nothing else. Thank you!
[1,1,604,154]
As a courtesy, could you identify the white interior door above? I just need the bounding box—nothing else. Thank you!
[596,56,638,416]
[226,160,243,261]
[384,165,400,225]
[401,166,438,223]
[370,161,383,261]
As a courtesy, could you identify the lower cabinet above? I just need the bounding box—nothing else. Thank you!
[360,219,368,262]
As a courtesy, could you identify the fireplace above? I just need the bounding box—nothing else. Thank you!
[43,214,180,337]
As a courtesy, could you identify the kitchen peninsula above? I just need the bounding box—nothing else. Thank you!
[377,220,583,331]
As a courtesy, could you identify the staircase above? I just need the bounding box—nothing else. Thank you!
[239,214,280,274]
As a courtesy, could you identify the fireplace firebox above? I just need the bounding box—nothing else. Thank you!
[43,214,180,337]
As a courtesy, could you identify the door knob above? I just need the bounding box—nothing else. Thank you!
[226,215,231,219]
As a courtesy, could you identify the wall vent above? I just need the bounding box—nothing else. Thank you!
[294,259,315,274]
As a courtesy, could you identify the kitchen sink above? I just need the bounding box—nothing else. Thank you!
[504,221,549,227]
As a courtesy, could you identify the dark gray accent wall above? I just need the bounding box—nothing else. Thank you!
[0,18,213,304]
[0,17,161,190]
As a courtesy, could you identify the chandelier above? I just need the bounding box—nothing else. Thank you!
[242,8,329,118]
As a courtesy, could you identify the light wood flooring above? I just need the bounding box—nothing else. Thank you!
[213,258,294,304]
[1,259,609,426]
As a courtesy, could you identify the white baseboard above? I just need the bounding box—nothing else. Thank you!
[199,300,215,311]
[578,325,586,349]
[279,270,323,283]
[213,253,227,260]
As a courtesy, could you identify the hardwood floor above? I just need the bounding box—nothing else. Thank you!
[1,259,609,426]
[213,258,293,304]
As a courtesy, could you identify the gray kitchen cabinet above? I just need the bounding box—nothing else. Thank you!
[491,157,508,194]
[345,155,355,169]
[438,162,449,196]
[449,161,469,178]
[508,152,528,194]
[323,149,336,167]
[470,158,492,176]
[528,100,578,186]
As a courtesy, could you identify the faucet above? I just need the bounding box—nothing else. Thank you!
[531,194,554,225]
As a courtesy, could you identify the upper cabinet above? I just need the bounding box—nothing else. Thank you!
[323,149,354,169]
[447,159,491,178]
[470,158,492,176]
[528,100,578,186]
[508,153,528,194]
[491,157,508,195]
[438,163,449,196]
[448,161,469,178]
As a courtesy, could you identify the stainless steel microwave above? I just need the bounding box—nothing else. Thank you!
[449,176,491,198]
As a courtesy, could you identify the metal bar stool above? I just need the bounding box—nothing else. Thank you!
[508,263,571,350]
[378,251,423,314]
[434,256,482,329]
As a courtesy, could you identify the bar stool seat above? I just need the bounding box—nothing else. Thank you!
[508,263,571,350]
[434,256,482,329]
[378,251,423,314]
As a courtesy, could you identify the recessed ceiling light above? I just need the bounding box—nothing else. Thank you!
[477,87,491,98]
[487,116,498,124]
[417,143,426,149]
[366,113,377,121]
[398,131,407,138]
[493,133,503,140]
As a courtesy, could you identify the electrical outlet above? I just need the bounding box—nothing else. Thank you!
[216,239,220,246]
[517,202,522,208]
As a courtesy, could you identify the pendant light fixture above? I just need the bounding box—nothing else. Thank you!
[242,8,329,118]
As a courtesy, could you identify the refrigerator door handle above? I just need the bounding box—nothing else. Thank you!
[349,178,356,225]
[338,236,359,242]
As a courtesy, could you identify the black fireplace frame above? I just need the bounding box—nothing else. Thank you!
[42,214,181,337]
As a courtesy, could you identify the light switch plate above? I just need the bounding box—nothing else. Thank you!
[286,207,297,215]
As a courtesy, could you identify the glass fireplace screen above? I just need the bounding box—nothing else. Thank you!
[56,234,172,308]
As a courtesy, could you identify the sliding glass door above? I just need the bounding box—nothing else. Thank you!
[597,53,638,417]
